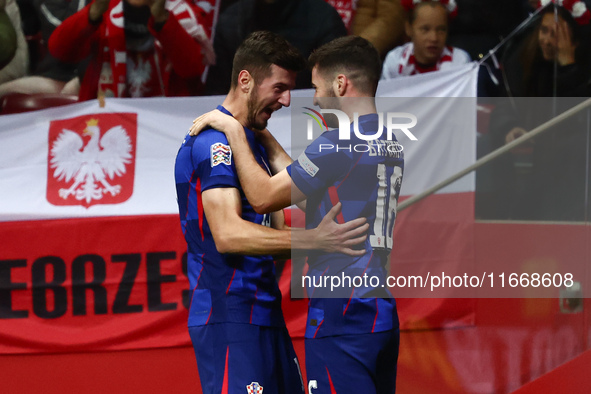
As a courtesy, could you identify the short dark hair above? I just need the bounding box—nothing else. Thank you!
[230,31,306,89]
[308,36,382,95]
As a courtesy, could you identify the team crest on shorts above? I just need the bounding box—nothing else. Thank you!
[211,142,232,167]
[246,382,263,394]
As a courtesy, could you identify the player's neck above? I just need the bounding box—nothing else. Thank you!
[222,93,249,129]
[339,96,377,119]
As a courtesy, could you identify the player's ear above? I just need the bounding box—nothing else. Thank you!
[238,70,253,93]
[334,74,347,97]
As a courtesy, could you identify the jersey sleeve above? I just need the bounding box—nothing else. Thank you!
[287,130,350,196]
[193,129,240,191]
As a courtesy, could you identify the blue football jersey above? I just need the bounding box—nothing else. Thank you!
[288,113,404,338]
[175,105,284,328]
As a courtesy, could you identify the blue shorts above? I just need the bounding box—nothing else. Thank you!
[189,323,304,394]
[305,329,399,394]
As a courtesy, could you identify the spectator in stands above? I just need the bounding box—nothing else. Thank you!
[351,0,406,58]
[48,0,215,101]
[486,1,591,221]
[325,0,356,31]
[0,0,17,70]
[204,0,347,95]
[501,1,591,99]
[0,0,28,85]
[0,0,87,99]
[495,2,591,147]
[381,0,471,79]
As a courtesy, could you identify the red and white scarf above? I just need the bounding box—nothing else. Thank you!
[397,42,454,76]
[325,0,358,31]
[98,0,213,97]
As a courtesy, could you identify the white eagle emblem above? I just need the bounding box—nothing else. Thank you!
[50,118,132,203]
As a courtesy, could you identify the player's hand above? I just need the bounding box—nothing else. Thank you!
[505,127,527,144]
[190,109,242,137]
[315,202,369,256]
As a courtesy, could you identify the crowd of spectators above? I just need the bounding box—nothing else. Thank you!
[3,0,581,100]
[0,0,27,85]
[0,0,535,100]
[482,1,591,221]
[0,0,89,98]
[1,0,590,221]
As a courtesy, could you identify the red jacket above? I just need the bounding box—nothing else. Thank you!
[49,0,208,101]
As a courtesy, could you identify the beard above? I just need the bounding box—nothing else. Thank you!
[246,88,268,130]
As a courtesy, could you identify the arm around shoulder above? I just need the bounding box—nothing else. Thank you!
[202,187,368,257]
[256,128,293,175]
[202,187,291,255]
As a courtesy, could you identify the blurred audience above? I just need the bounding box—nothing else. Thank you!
[325,0,356,31]
[381,0,471,79]
[48,0,215,101]
[501,2,591,98]
[0,0,17,70]
[204,0,347,95]
[351,0,406,58]
[0,0,28,85]
[0,0,87,99]
[484,1,591,221]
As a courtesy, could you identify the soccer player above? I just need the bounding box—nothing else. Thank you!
[175,31,369,394]
[190,36,404,393]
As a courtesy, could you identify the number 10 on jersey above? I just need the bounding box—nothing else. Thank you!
[370,165,402,250]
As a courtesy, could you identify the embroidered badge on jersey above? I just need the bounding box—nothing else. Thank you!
[247,382,264,394]
[297,152,319,177]
[210,143,232,167]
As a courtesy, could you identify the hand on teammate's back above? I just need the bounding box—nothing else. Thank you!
[313,202,369,257]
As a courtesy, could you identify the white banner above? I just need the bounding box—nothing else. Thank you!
[0,64,477,222]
